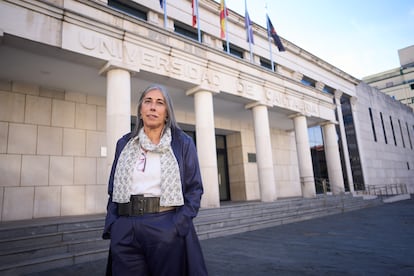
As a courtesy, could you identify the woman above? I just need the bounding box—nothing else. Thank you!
[103,84,208,275]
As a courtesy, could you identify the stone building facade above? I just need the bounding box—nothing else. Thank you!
[0,0,413,221]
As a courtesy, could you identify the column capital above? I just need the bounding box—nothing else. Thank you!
[186,85,220,96]
[334,89,343,99]
[320,120,338,127]
[350,96,358,105]
[288,112,307,119]
[244,101,271,110]
[99,60,139,76]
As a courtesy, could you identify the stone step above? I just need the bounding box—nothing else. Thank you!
[0,194,383,274]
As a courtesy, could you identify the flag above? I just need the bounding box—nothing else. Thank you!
[219,0,228,39]
[160,0,167,28]
[266,15,285,52]
[245,7,254,44]
[192,0,197,28]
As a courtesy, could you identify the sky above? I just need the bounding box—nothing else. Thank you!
[215,0,414,79]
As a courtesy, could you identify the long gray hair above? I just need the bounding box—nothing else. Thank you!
[131,84,180,137]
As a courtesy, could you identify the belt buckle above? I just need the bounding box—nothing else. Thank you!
[131,196,145,215]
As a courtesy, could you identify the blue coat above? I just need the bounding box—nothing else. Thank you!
[103,127,208,275]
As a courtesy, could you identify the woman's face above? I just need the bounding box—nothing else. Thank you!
[140,89,168,131]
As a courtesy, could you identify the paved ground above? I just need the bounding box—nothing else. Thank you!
[28,198,414,276]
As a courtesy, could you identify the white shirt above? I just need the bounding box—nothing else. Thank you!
[130,150,162,197]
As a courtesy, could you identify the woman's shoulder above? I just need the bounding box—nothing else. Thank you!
[172,128,192,143]
[116,132,133,145]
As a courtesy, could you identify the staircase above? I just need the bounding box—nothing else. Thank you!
[0,194,382,275]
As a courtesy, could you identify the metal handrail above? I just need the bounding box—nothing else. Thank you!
[366,183,408,196]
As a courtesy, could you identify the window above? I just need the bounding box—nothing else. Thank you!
[108,0,147,20]
[174,21,200,42]
[308,126,323,147]
[390,116,397,146]
[410,83,414,90]
[223,43,244,59]
[260,57,276,71]
[406,122,413,150]
[368,108,377,142]
[323,85,335,95]
[398,119,405,148]
[301,75,316,87]
[380,112,387,144]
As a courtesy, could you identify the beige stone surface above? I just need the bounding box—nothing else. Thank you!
[0,188,3,220]
[97,106,106,131]
[97,157,109,185]
[49,156,74,186]
[0,122,7,153]
[0,154,21,187]
[34,186,61,218]
[63,128,86,156]
[12,82,39,96]
[51,99,75,128]
[86,131,106,157]
[66,91,86,103]
[75,103,97,130]
[3,187,34,220]
[21,155,49,187]
[8,123,37,154]
[61,185,85,216]
[37,126,63,155]
[85,184,107,214]
[39,87,65,100]
[0,91,25,123]
[25,95,52,125]
[74,157,96,185]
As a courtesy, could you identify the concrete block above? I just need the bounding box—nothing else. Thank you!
[37,126,63,155]
[21,155,49,186]
[0,91,25,122]
[0,154,21,186]
[75,103,97,130]
[61,186,85,216]
[34,186,61,218]
[25,95,52,125]
[49,156,74,186]
[74,157,96,185]
[0,122,8,153]
[8,123,37,154]
[63,128,85,156]
[51,99,75,128]
[3,187,34,220]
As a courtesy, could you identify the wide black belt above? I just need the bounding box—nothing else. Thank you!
[118,195,175,216]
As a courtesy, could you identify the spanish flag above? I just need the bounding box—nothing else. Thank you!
[219,0,228,39]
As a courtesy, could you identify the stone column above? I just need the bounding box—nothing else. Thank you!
[292,114,316,198]
[322,122,345,194]
[334,90,354,193]
[247,103,276,202]
[100,65,131,171]
[187,88,220,208]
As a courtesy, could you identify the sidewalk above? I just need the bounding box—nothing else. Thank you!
[27,198,414,276]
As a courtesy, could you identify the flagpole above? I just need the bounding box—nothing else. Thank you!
[224,0,230,54]
[196,0,201,43]
[245,0,253,62]
[163,0,167,29]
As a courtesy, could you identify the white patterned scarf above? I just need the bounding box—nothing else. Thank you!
[112,128,184,206]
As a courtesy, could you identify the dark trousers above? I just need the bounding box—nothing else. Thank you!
[109,210,186,276]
